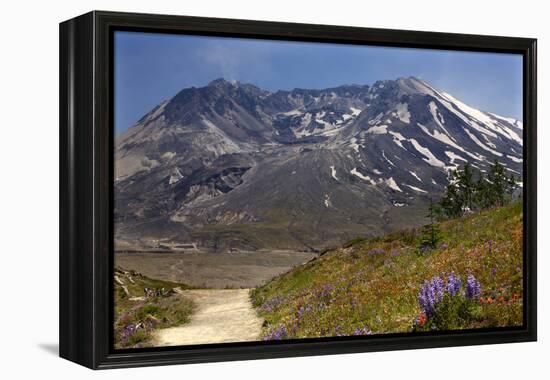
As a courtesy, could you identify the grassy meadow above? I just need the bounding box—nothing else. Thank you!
[251,201,523,339]
[114,269,195,349]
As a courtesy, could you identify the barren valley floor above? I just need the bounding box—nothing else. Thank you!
[115,250,316,289]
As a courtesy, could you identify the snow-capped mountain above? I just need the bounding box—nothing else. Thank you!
[114,77,523,252]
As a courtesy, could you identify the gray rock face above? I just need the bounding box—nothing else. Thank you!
[114,77,523,252]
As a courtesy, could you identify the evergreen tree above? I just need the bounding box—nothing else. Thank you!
[439,159,520,216]
[440,163,471,218]
[474,171,492,209]
[507,174,518,199]
[419,199,442,251]
[440,180,462,218]
[456,162,475,211]
[487,160,508,206]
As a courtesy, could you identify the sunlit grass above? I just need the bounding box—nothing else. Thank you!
[251,201,523,339]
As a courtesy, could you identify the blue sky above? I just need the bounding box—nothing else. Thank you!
[115,31,523,134]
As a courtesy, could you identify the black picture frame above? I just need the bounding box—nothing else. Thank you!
[59,10,537,369]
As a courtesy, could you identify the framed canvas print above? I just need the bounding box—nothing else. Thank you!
[59,11,537,369]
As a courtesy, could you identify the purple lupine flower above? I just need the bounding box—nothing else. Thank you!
[367,248,386,256]
[263,324,288,340]
[118,324,141,345]
[465,274,481,300]
[432,276,445,303]
[446,272,462,297]
[120,325,135,342]
[391,249,400,257]
[418,276,445,318]
[352,327,372,336]
[260,295,284,312]
[491,267,497,275]
[295,304,312,320]
[315,284,335,301]
[419,280,436,318]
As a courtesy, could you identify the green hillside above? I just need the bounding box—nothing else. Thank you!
[251,201,523,339]
[114,268,195,349]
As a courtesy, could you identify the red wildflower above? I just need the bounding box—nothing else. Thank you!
[418,313,427,326]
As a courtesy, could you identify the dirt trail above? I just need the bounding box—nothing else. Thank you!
[153,289,263,346]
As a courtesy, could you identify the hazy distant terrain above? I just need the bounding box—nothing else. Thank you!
[115,250,315,288]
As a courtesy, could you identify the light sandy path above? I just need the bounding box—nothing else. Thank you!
[153,289,263,346]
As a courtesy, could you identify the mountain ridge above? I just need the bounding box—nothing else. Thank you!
[114,77,523,252]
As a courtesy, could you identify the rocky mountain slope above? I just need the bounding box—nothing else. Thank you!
[114,77,523,252]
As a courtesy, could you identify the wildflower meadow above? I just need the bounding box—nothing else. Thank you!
[251,201,523,340]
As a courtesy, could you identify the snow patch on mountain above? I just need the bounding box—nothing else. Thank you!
[320,125,347,137]
[350,107,362,116]
[351,168,377,185]
[396,103,411,123]
[162,151,176,160]
[385,177,402,192]
[382,150,396,167]
[349,136,364,153]
[417,123,482,161]
[282,109,303,116]
[464,129,503,157]
[409,138,445,168]
[324,193,332,208]
[445,151,468,164]
[389,131,407,149]
[442,92,521,143]
[368,113,384,125]
[428,101,454,138]
[367,125,388,134]
[169,168,184,185]
[424,91,498,140]
[506,155,522,163]
[483,134,497,149]
[330,165,339,180]
[409,170,422,182]
[404,184,427,193]
[489,113,520,126]
[499,125,523,145]
[293,113,313,138]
